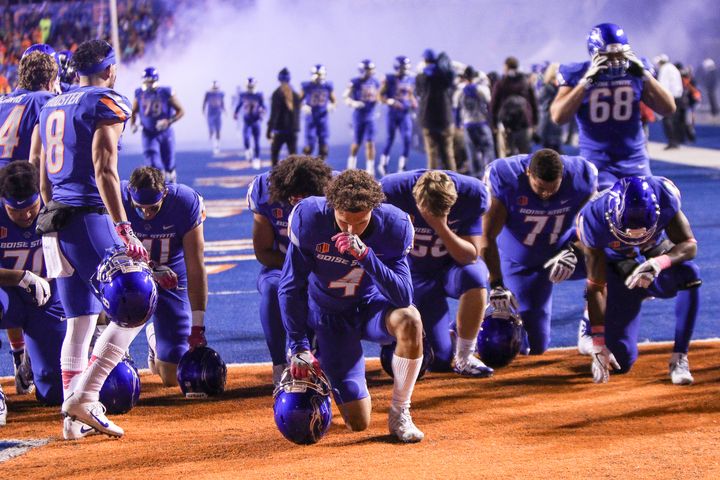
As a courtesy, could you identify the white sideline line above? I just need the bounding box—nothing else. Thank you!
[209,290,258,295]
[648,141,720,169]
[0,439,51,463]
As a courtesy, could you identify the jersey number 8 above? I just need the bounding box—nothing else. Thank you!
[45,110,66,174]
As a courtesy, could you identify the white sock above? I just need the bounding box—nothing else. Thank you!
[455,336,477,363]
[74,323,144,403]
[61,315,98,400]
[380,154,389,167]
[245,149,252,161]
[366,158,375,176]
[347,155,357,169]
[391,354,422,411]
[398,156,407,172]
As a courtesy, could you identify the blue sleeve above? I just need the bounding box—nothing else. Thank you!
[95,90,132,123]
[246,174,264,214]
[358,249,413,307]
[455,180,489,237]
[656,176,682,213]
[557,62,588,88]
[486,161,509,207]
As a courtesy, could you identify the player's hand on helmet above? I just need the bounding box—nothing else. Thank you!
[332,232,368,260]
[489,285,519,312]
[591,344,621,383]
[188,326,207,350]
[152,264,179,289]
[290,351,321,379]
[624,50,646,77]
[582,54,608,85]
[625,258,663,289]
[19,270,51,306]
[155,118,170,131]
[115,221,149,262]
[543,246,578,283]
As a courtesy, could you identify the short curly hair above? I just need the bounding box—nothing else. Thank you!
[325,170,385,213]
[72,39,112,76]
[0,161,40,199]
[528,148,563,182]
[412,170,457,216]
[268,155,332,204]
[18,51,58,91]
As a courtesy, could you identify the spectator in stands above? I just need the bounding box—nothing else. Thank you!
[491,56,538,156]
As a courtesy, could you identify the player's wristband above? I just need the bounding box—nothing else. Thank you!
[192,310,205,328]
[655,254,672,270]
[591,325,605,347]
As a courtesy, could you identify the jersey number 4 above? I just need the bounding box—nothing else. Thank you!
[0,105,27,158]
[328,267,364,296]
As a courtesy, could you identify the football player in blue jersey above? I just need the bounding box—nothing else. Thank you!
[382,170,494,376]
[576,176,700,384]
[130,67,185,184]
[480,149,597,355]
[0,162,65,408]
[248,155,333,385]
[203,81,225,156]
[0,50,57,168]
[279,169,425,443]
[378,56,417,177]
[550,23,676,189]
[121,166,208,387]
[344,60,381,176]
[38,39,150,439]
[300,64,336,160]
[234,77,265,170]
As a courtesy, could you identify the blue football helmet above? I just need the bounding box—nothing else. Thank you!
[142,67,159,88]
[273,367,332,445]
[358,59,375,75]
[55,50,74,83]
[21,43,55,59]
[379,337,434,380]
[477,306,526,368]
[606,176,660,246]
[586,23,631,77]
[92,248,157,328]
[310,64,326,82]
[99,358,141,414]
[176,346,227,398]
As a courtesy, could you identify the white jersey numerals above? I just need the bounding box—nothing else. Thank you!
[522,214,566,246]
[328,267,364,297]
[142,238,171,264]
[411,233,447,258]
[588,86,634,123]
[0,105,26,158]
[3,248,44,274]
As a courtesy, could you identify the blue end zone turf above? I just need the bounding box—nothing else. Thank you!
[1,128,718,375]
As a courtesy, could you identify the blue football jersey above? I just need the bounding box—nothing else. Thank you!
[557,62,646,158]
[121,181,205,278]
[134,86,175,133]
[487,155,598,268]
[235,92,264,123]
[576,176,681,261]
[349,76,380,116]
[203,90,224,117]
[279,197,414,353]
[301,81,334,114]
[0,89,54,165]
[381,169,489,273]
[39,86,132,207]
[384,74,415,112]
[247,172,293,254]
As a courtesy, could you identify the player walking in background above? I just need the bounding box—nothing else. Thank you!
[550,23,676,189]
[382,170,494,376]
[234,77,265,169]
[480,150,597,354]
[267,68,301,167]
[279,170,425,443]
[576,176,700,384]
[300,64,335,160]
[38,39,149,438]
[247,155,332,384]
[203,81,225,156]
[121,166,208,387]
[456,66,495,178]
[344,59,380,176]
[130,67,185,184]
[378,56,417,176]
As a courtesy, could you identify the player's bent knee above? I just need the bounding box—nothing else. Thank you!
[389,306,422,342]
[676,262,702,289]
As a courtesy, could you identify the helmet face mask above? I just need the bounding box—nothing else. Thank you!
[142,67,159,90]
[587,23,631,78]
[246,77,256,92]
[358,59,375,76]
[273,367,332,445]
[310,64,326,82]
[606,177,660,246]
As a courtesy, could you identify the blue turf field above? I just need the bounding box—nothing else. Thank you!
[1,127,718,376]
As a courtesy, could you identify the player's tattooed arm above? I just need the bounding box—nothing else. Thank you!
[252,214,285,269]
[479,195,507,284]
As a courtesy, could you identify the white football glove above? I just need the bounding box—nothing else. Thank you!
[582,54,608,85]
[332,232,368,260]
[350,100,365,109]
[301,104,312,115]
[543,247,578,284]
[489,286,519,312]
[625,258,662,290]
[19,270,51,306]
[624,50,646,77]
[152,265,179,290]
[591,344,621,384]
[155,118,170,131]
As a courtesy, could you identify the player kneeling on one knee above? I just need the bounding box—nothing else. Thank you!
[577,176,700,384]
[278,170,425,443]
[382,169,494,377]
[121,166,210,387]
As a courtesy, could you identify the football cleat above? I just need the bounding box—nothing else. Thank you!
[453,355,494,378]
[388,406,424,443]
[252,158,261,170]
[11,349,35,395]
[0,383,6,426]
[669,353,694,385]
[577,311,594,356]
[62,393,124,437]
[377,155,388,178]
[63,417,101,440]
